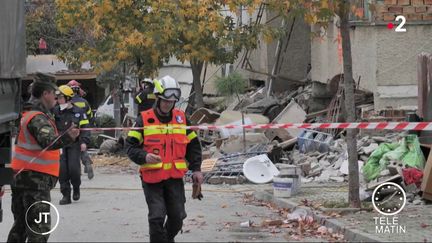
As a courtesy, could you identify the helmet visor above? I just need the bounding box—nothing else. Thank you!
[160,88,181,101]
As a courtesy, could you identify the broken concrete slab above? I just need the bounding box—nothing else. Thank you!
[190,108,221,125]
[272,100,306,138]
[366,175,403,191]
[243,95,277,113]
[215,110,270,125]
[362,143,379,155]
[339,160,364,175]
[372,136,391,143]
[319,159,331,168]
[220,133,269,154]
[329,176,345,183]
[264,129,292,143]
[299,162,311,176]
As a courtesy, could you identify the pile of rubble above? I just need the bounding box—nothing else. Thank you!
[195,80,378,185]
[287,133,402,184]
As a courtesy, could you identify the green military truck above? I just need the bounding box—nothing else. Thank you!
[0,0,25,222]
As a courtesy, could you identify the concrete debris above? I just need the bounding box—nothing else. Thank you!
[190,107,220,125]
[362,143,379,155]
[197,85,404,186]
[98,139,123,155]
[287,208,309,222]
[339,160,364,175]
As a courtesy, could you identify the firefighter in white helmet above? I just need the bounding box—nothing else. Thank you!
[125,75,203,242]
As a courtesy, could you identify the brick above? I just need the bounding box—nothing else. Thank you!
[385,0,397,4]
[423,13,432,19]
[389,6,404,12]
[404,6,416,13]
[412,0,424,5]
[384,13,397,21]
[425,0,432,4]
[407,13,423,20]
[377,4,389,13]
[398,0,410,5]
[416,6,427,12]
[428,6,432,12]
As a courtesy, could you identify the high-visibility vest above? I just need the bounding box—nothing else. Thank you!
[11,111,60,177]
[139,109,189,183]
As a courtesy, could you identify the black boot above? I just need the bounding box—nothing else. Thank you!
[73,188,80,201]
[59,194,71,205]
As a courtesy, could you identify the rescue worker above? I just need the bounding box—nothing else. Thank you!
[7,73,80,242]
[66,80,94,179]
[67,80,94,125]
[134,78,156,113]
[53,85,91,205]
[125,75,203,243]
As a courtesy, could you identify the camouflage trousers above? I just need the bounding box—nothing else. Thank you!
[7,172,56,242]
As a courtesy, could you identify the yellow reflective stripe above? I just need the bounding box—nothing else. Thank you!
[172,129,186,135]
[154,79,164,93]
[174,161,188,169]
[143,125,186,136]
[141,162,163,169]
[147,94,156,99]
[144,128,168,136]
[136,95,142,104]
[141,162,186,170]
[87,107,93,116]
[74,102,86,108]
[187,131,197,141]
[79,119,89,126]
[128,130,143,143]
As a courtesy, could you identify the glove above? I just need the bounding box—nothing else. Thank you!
[192,171,204,185]
[192,184,203,200]
[192,171,204,200]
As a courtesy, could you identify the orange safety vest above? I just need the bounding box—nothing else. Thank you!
[11,111,60,177]
[140,109,189,183]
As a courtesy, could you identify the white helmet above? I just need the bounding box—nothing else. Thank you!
[153,75,181,101]
[141,78,153,85]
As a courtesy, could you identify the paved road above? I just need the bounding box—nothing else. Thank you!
[1,169,321,242]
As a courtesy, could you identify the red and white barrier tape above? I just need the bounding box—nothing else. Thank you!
[80,122,432,131]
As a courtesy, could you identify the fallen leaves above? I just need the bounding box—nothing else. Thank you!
[421,223,430,228]
[261,219,283,227]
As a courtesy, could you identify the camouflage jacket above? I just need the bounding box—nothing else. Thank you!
[13,99,76,189]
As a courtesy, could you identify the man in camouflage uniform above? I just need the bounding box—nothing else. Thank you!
[7,73,80,242]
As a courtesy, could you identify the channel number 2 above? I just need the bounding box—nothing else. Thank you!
[395,15,406,32]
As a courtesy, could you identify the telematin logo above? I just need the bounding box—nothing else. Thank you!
[372,182,407,234]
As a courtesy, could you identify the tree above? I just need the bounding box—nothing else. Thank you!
[55,0,264,109]
[55,0,171,77]
[267,0,361,207]
[151,1,263,110]
[338,0,360,208]
[25,0,90,70]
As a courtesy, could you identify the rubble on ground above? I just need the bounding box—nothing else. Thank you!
[198,79,430,207]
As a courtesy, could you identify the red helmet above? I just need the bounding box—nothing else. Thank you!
[67,80,81,88]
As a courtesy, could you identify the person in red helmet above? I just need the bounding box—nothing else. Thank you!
[67,80,95,180]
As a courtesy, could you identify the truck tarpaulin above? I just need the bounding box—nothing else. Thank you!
[0,0,26,78]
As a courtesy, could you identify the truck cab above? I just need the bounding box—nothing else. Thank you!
[0,1,25,222]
